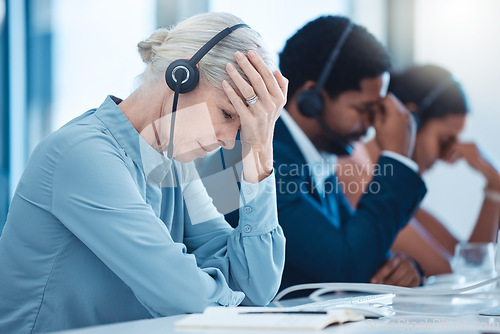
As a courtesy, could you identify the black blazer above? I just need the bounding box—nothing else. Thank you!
[272,118,426,289]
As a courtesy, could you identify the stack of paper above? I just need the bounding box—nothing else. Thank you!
[175,306,364,331]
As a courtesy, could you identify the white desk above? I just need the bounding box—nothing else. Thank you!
[52,292,500,334]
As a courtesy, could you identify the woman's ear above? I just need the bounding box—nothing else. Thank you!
[405,102,419,114]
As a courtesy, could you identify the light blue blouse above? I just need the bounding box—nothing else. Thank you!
[0,96,285,333]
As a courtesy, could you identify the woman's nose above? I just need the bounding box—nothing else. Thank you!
[217,125,239,150]
[219,139,235,150]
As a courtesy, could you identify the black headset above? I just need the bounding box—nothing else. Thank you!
[414,77,456,128]
[296,20,354,156]
[164,23,249,158]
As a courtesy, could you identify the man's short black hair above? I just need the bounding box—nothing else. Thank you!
[279,16,392,99]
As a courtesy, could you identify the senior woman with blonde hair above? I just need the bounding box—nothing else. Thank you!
[0,12,287,333]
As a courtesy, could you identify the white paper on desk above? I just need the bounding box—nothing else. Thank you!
[174,306,364,331]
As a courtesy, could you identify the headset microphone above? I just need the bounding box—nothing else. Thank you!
[164,23,249,159]
[297,20,354,156]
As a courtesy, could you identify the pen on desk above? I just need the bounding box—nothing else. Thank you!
[239,311,328,315]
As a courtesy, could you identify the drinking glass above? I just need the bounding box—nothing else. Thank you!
[451,242,497,290]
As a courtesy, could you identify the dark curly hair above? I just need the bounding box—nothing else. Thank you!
[279,16,392,100]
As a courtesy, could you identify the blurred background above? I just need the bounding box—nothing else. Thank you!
[0,0,498,240]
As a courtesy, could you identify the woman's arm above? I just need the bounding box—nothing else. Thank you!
[338,141,500,276]
[177,161,285,306]
[412,209,459,256]
[470,197,500,243]
[337,142,454,276]
[391,215,453,276]
[449,143,500,244]
[392,143,500,273]
[52,138,247,317]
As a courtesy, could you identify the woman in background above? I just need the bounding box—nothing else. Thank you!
[0,12,287,333]
[338,65,500,279]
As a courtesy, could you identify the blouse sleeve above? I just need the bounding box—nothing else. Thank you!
[51,137,246,317]
[180,164,286,306]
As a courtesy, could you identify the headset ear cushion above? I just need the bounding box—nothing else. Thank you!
[297,90,324,118]
[165,59,200,94]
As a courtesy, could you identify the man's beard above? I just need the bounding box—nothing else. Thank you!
[310,131,353,156]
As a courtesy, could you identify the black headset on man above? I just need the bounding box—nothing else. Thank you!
[296,20,355,156]
[164,23,249,159]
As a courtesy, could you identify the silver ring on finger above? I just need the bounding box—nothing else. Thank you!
[245,95,258,105]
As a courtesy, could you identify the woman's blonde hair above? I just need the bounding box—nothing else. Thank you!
[137,12,274,89]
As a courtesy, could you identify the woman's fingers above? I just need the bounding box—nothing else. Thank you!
[232,51,287,109]
[222,50,287,154]
[233,51,269,104]
[274,70,289,104]
[443,145,462,163]
[247,50,283,99]
[226,62,256,103]
[222,80,250,120]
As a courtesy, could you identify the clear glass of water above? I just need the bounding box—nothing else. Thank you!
[451,242,497,290]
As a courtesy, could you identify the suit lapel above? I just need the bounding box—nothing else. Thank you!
[274,118,327,206]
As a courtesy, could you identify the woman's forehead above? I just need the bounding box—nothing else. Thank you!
[426,114,466,135]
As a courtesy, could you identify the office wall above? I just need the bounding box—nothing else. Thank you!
[210,0,350,66]
[414,0,500,240]
[0,0,157,232]
[51,0,156,129]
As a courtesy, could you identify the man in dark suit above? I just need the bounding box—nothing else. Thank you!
[197,16,427,290]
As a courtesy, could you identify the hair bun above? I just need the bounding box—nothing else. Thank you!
[137,28,169,64]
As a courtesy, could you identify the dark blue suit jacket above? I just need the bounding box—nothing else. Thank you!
[200,118,427,290]
[271,118,426,289]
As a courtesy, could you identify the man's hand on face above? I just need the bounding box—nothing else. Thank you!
[372,93,416,157]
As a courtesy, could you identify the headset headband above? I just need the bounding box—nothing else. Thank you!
[169,23,250,85]
[314,21,354,93]
[418,78,456,116]
[189,23,249,66]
